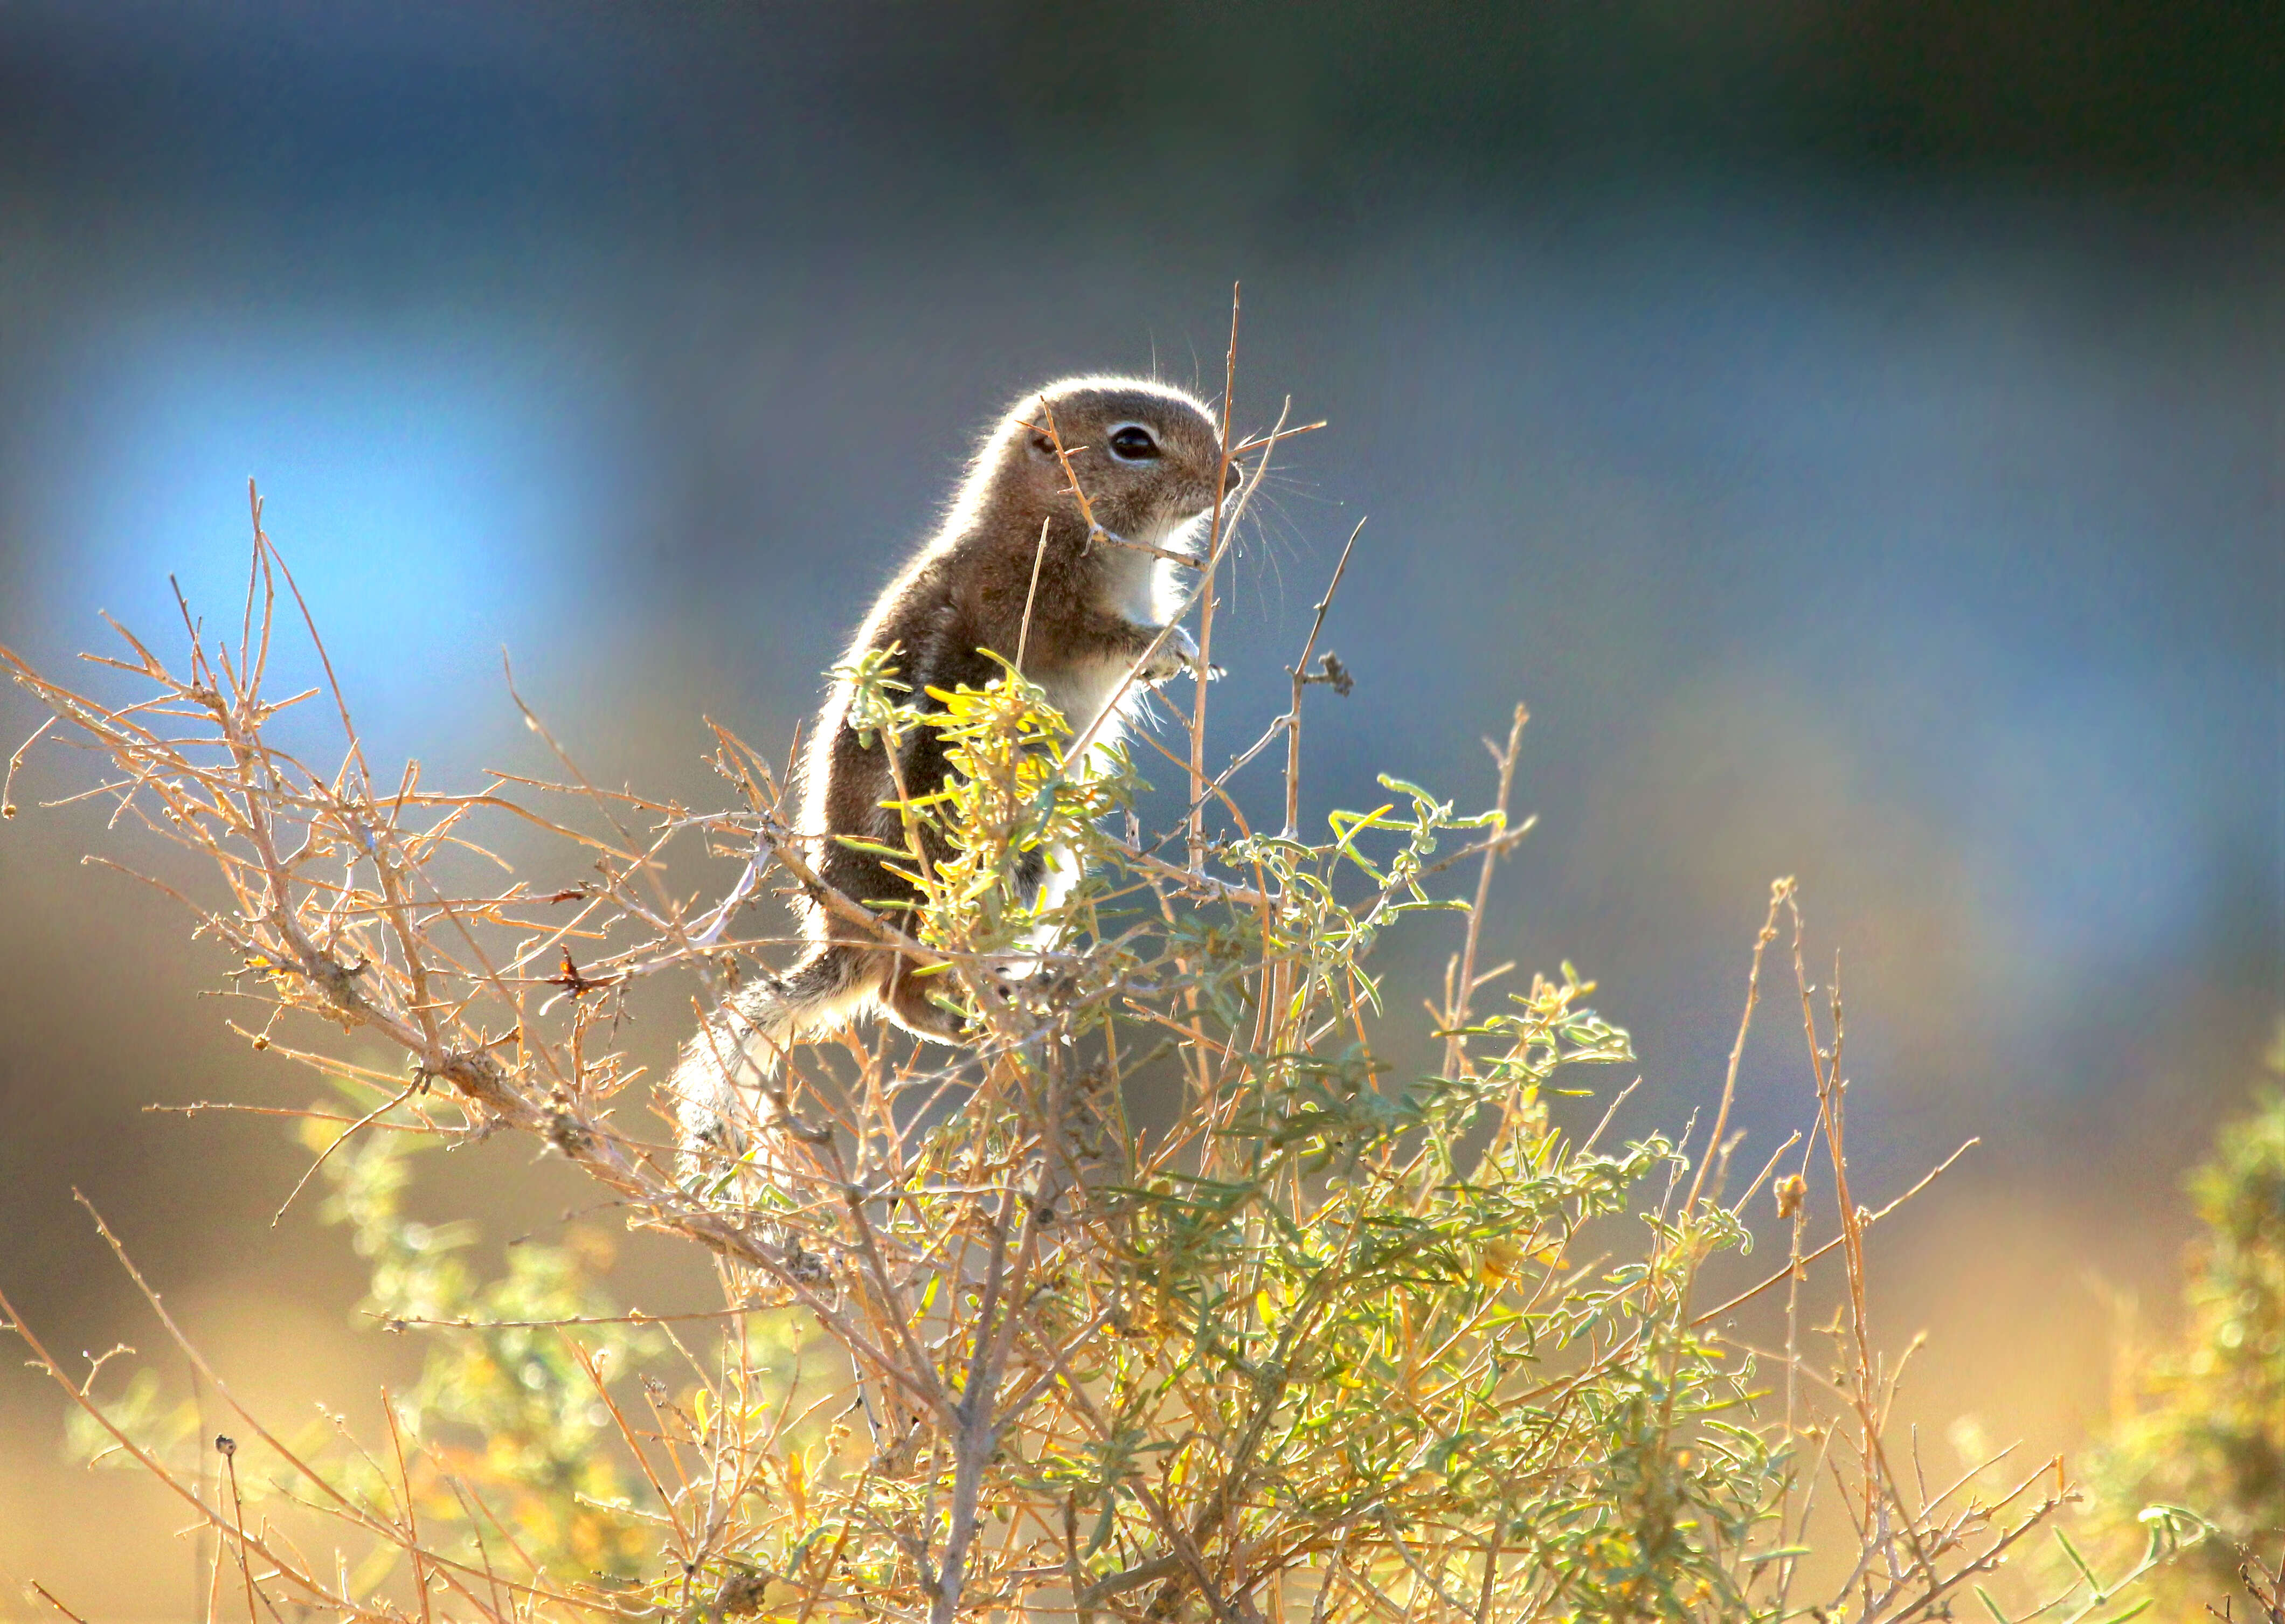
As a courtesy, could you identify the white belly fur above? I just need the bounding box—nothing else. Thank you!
[1043,654,1143,751]
[1040,518,1188,749]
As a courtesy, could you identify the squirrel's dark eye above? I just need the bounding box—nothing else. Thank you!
[1107,424,1161,462]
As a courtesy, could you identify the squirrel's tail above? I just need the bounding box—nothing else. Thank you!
[671,946,873,1191]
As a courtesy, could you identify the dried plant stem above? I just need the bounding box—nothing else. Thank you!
[1438,703,1528,1083]
[1282,515,1365,838]
[1189,283,1243,871]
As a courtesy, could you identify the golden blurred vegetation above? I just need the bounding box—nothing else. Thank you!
[2074,1026,2285,1623]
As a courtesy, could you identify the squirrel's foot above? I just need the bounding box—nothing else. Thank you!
[1142,623,1221,684]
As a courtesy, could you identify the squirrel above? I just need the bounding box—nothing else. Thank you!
[671,375,1238,1172]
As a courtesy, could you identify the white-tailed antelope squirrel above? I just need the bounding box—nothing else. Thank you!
[673,376,1237,1164]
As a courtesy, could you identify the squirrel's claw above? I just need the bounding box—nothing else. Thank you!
[1144,623,1217,685]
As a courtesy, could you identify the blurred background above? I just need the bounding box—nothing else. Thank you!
[0,2,2279,1611]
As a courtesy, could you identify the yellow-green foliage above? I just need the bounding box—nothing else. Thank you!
[65,1112,670,1590]
[311,1113,668,1585]
[2089,1030,2285,1608]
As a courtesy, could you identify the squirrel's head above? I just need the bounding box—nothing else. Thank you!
[990,377,1240,547]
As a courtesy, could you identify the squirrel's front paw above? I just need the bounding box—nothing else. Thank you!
[1142,623,1213,685]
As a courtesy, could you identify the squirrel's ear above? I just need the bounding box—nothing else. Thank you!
[1028,432,1057,460]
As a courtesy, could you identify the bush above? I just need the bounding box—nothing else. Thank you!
[0,457,2196,1620]
[2083,1027,2285,1621]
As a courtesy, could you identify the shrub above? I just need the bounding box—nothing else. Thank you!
[2082,1027,2285,1621]
[0,403,2194,1620]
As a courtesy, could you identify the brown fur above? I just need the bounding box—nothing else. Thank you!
[674,376,1233,1161]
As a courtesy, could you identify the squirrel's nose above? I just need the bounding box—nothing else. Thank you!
[1220,459,1247,498]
